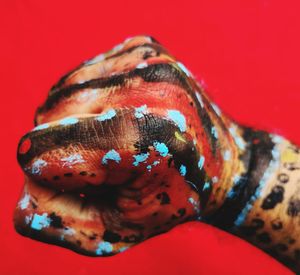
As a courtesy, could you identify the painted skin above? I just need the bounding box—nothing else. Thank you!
[15,36,300,272]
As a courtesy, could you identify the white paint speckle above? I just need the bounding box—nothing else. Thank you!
[229,126,246,150]
[211,103,222,116]
[25,215,32,224]
[63,227,76,236]
[136,62,148,69]
[85,53,105,65]
[61,154,85,168]
[112,43,124,53]
[177,62,191,76]
[271,134,283,144]
[31,159,47,175]
[188,197,200,215]
[79,89,98,100]
[147,160,160,171]
[195,92,204,108]
[124,36,133,43]
[223,150,231,161]
[19,193,30,210]
[212,176,218,183]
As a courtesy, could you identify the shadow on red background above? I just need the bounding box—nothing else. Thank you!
[1,0,299,274]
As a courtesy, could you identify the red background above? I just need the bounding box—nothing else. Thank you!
[1,0,299,274]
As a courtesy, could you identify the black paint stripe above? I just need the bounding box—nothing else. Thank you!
[38,63,187,112]
[204,129,275,230]
[19,110,208,197]
[48,43,166,98]
[19,109,136,166]
[37,62,219,159]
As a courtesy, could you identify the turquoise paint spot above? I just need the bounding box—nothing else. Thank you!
[96,109,116,121]
[153,141,169,157]
[198,156,205,170]
[31,159,47,175]
[227,175,247,200]
[227,189,236,199]
[102,150,121,165]
[59,117,79,125]
[31,213,51,230]
[134,104,147,119]
[211,126,218,139]
[226,175,242,199]
[167,110,186,132]
[119,246,129,252]
[96,241,113,255]
[133,153,149,166]
[179,164,187,176]
[234,204,253,226]
[203,182,210,191]
[33,123,49,131]
[147,160,160,171]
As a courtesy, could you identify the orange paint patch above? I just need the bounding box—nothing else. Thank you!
[19,138,31,154]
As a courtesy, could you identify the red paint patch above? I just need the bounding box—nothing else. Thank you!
[253,138,260,145]
[18,138,31,154]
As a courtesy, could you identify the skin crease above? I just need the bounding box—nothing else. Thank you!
[14,35,300,272]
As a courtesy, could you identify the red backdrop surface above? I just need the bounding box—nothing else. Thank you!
[1,0,299,274]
